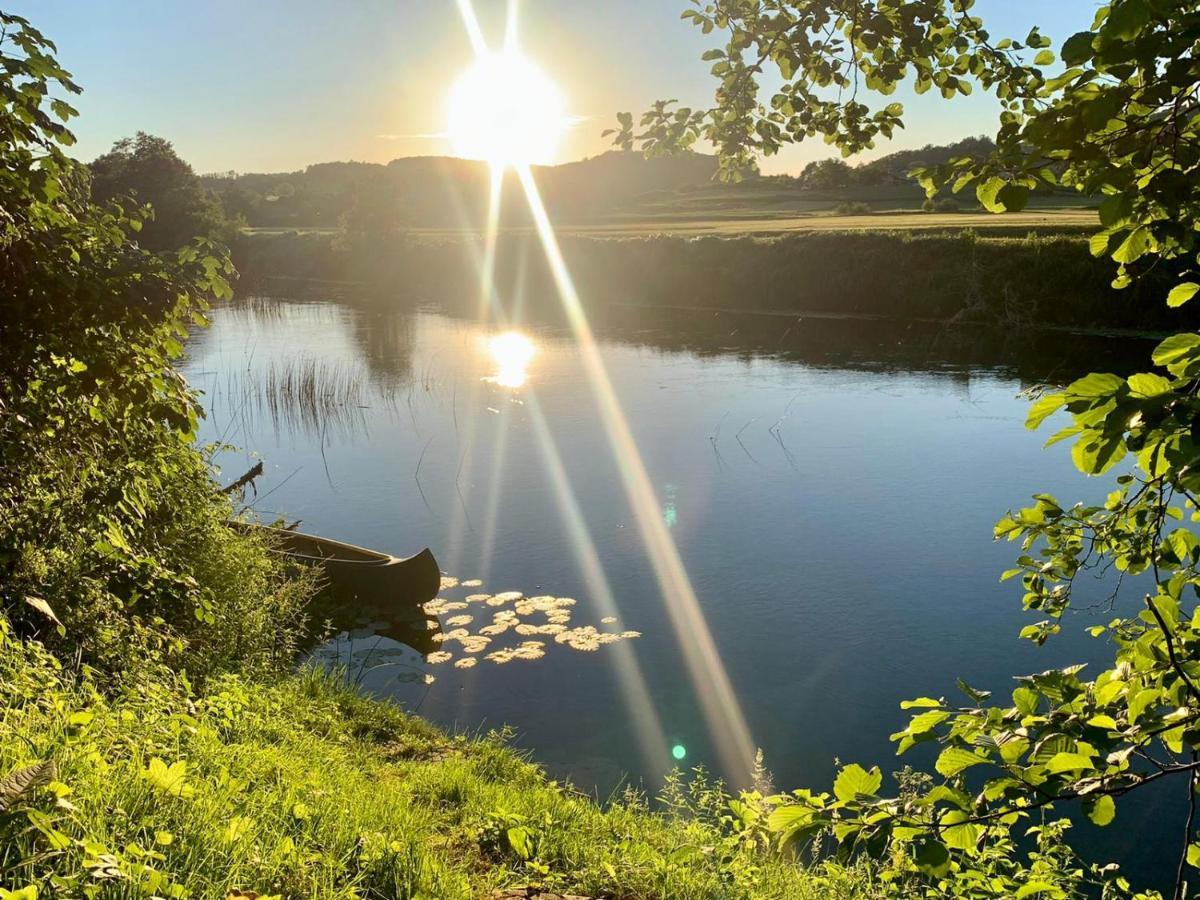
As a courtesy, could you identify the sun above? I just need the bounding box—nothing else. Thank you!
[447,50,568,168]
[484,330,537,388]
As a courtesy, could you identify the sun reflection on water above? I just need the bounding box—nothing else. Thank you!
[484,330,536,388]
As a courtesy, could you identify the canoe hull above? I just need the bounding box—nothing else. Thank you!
[250,525,443,653]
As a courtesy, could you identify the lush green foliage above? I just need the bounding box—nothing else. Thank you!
[238,227,1174,333]
[0,12,306,683]
[0,618,877,899]
[626,1,1200,897]
[90,132,236,251]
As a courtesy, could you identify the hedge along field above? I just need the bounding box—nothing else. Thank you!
[234,228,1186,334]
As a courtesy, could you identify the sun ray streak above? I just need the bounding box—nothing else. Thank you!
[478,169,504,320]
[504,0,520,50]
[476,383,512,583]
[454,0,489,55]
[525,390,672,777]
[515,164,757,781]
[441,169,505,575]
[451,0,755,781]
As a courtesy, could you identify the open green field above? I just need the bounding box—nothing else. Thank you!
[244,206,1097,240]
[534,207,1097,238]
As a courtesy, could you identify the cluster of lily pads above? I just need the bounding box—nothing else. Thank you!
[424,576,641,671]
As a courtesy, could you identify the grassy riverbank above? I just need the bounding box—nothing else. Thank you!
[0,623,867,899]
[236,227,1185,333]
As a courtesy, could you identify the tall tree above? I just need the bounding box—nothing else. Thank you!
[90,131,232,250]
[618,2,1200,896]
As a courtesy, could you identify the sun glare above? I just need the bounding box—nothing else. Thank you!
[485,330,537,388]
[447,51,567,167]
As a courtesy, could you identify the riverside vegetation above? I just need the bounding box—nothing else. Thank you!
[236,228,1180,334]
[5,4,1200,900]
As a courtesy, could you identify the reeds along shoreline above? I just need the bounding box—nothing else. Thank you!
[233,228,1190,333]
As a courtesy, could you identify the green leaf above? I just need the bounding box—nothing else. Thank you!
[1089,230,1113,257]
[1126,373,1171,398]
[997,183,1030,212]
[767,804,812,832]
[1012,686,1039,716]
[1152,333,1200,376]
[900,697,942,709]
[1106,0,1151,40]
[1071,433,1127,476]
[1045,751,1094,774]
[1017,883,1064,898]
[1168,283,1200,308]
[1112,226,1152,264]
[142,758,195,799]
[1099,194,1131,227]
[507,825,535,860]
[1026,393,1065,429]
[1066,371,1124,399]
[1085,794,1116,826]
[915,838,950,877]
[1188,842,1200,869]
[908,709,950,734]
[976,177,1008,213]
[1061,31,1096,65]
[936,746,988,777]
[1034,49,1056,66]
[833,763,882,802]
[942,810,980,851]
[1044,423,1082,448]
[222,815,254,843]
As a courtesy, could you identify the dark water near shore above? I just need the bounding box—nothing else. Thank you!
[186,296,1174,887]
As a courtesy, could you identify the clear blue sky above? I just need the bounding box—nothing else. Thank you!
[9,1,1101,175]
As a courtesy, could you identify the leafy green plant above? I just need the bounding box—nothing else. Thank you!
[0,12,315,684]
[834,200,872,216]
[626,1,1200,896]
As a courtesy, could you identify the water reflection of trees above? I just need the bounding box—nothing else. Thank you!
[431,293,1155,389]
[204,292,1154,444]
[190,295,420,444]
[348,306,417,388]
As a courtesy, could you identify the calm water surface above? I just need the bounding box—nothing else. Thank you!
[185,296,1169,883]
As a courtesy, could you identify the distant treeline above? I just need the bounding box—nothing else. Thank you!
[200,137,1004,230]
[201,152,720,230]
[770,135,996,191]
[234,228,1188,334]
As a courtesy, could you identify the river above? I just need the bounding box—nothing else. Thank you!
[185,293,1172,885]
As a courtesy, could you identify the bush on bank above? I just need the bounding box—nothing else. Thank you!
[235,228,1183,333]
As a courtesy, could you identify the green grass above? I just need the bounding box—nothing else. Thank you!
[0,626,869,899]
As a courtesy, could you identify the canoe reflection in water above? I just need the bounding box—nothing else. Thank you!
[260,526,444,658]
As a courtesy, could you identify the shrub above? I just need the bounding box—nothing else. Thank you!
[0,14,316,685]
[834,200,872,215]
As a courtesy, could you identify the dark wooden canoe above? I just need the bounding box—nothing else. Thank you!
[253,526,442,653]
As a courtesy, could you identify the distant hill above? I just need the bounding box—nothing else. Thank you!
[200,137,1018,230]
[201,151,720,229]
[857,135,996,183]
